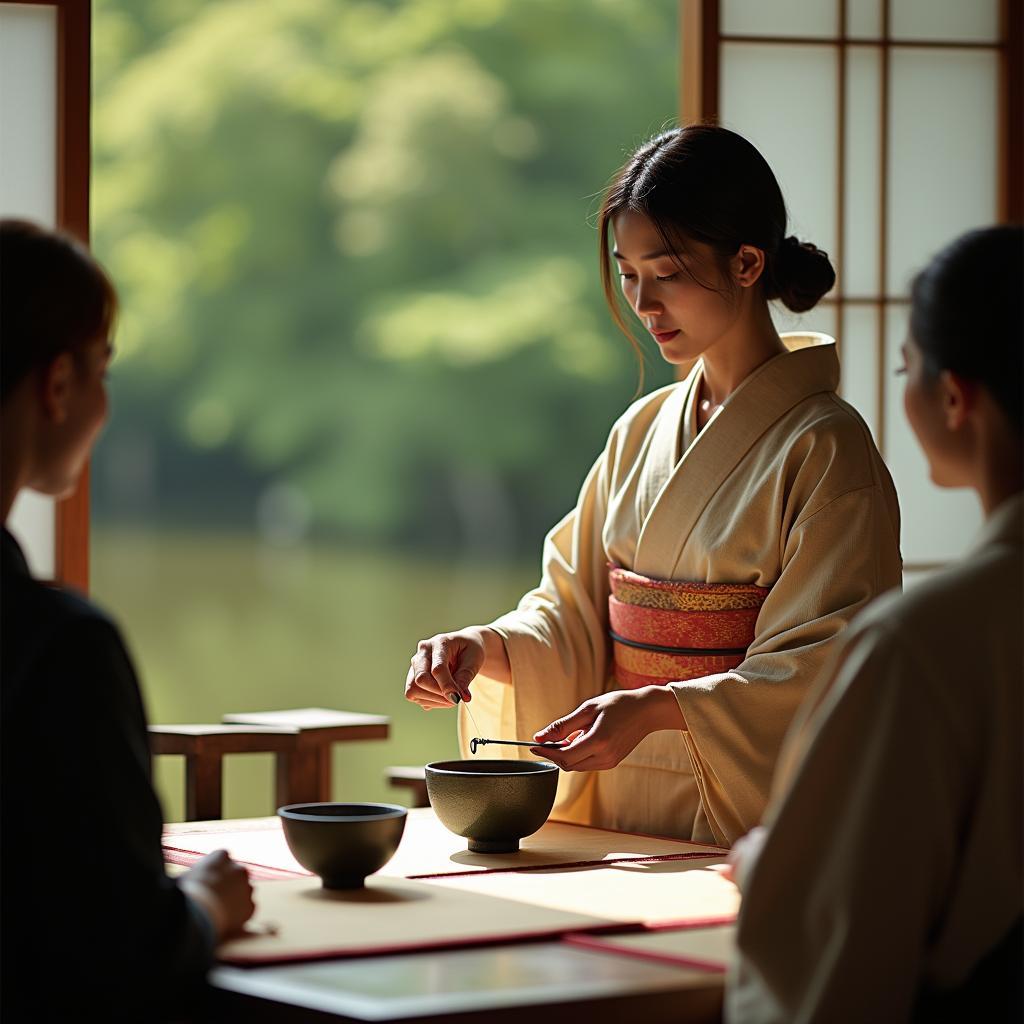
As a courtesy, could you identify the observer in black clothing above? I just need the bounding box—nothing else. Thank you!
[0,220,254,1021]
[1,528,214,1019]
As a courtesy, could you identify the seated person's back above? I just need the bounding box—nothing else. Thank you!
[726,225,1024,1023]
[0,220,254,1021]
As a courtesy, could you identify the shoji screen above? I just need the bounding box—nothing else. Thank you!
[0,0,91,588]
[711,0,1009,571]
[0,2,58,578]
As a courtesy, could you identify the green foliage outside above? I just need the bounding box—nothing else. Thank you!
[89,0,679,817]
[91,0,679,552]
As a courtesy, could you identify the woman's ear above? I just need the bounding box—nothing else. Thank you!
[732,244,766,288]
[38,353,74,425]
[938,370,977,431]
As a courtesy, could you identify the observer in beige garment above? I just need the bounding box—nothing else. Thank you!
[727,226,1023,1022]
[405,126,902,846]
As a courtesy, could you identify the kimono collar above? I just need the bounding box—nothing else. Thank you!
[633,333,840,577]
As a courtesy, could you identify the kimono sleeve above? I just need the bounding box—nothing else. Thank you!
[670,483,903,844]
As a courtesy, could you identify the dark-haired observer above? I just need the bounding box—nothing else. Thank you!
[405,125,902,845]
[1,219,254,1021]
[727,225,1023,1022]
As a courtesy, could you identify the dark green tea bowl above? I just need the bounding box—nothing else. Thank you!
[424,759,559,854]
[278,802,407,889]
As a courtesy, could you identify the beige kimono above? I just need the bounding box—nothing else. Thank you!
[461,334,902,845]
[727,495,1023,1023]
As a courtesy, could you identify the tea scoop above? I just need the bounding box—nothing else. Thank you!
[451,693,566,757]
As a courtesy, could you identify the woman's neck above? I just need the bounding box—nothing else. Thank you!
[976,441,1023,517]
[700,304,787,407]
[0,408,32,525]
[962,397,1023,517]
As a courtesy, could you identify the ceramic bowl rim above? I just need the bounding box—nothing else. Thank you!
[425,759,558,777]
[278,802,408,823]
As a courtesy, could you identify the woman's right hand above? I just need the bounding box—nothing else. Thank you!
[179,849,255,941]
[405,626,509,709]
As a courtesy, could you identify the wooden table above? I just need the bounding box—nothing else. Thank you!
[165,811,737,1023]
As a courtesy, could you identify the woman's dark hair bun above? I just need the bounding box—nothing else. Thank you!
[766,236,836,313]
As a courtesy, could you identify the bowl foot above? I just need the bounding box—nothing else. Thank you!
[321,876,366,890]
[468,838,520,854]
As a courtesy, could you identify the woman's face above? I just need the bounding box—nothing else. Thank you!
[32,336,112,499]
[612,209,741,366]
[901,334,968,488]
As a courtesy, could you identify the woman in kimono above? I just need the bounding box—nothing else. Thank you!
[726,225,1022,1022]
[405,125,902,846]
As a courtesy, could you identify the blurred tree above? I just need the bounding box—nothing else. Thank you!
[91,0,678,554]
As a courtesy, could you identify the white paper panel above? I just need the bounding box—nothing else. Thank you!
[887,48,998,297]
[839,304,880,441]
[722,0,838,38]
[891,0,1000,43]
[721,44,839,284]
[0,3,58,578]
[843,46,881,297]
[846,0,883,39]
[883,304,982,563]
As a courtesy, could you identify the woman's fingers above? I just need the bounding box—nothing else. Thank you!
[430,637,471,703]
[405,633,482,709]
[530,744,607,773]
[405,663,451,709]
[533,703,596,742]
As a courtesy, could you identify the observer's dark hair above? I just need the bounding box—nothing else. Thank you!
[598,125,836,360]
[0,219,118,400]
[910,224,1023,434]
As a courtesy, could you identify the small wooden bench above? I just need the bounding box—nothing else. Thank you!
[148,724,299,821]
[222,707,390,807]
[385,765,429,807]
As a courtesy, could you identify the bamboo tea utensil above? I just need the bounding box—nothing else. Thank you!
[452,694,566,757]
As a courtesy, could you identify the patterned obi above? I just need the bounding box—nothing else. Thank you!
[608,566,771,688]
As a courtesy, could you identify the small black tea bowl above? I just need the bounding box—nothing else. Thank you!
[425,759,558,854]
[278,802,407,889]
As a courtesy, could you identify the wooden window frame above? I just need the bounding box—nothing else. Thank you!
[681,0,1022,573]
[47,0,1022,591]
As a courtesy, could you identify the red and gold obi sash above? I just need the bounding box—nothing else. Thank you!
[608,566,770,688]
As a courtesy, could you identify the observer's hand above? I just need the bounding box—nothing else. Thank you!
[531,686,685,771]
[180,849,255,941]
[405,626,510,710]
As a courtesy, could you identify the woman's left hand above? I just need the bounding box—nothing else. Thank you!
[530,685,685,772]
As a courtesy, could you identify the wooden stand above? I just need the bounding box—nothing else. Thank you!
[385,765,430,808]
[149,724,299,821]
[222,707,390,808]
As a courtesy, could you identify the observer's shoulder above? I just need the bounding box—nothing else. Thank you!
[858,537,1020,654]
[2,568,125,682]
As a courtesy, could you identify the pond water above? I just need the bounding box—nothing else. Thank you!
[93,529,537,821]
